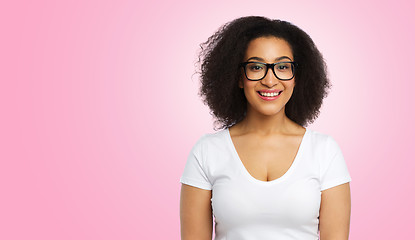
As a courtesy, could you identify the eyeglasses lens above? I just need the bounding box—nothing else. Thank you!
[245,62,294,80]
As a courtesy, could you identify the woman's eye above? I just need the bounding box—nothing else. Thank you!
[276,63,291,71]
[248,64,264,71]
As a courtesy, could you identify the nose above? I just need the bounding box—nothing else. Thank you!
[260,67,279,88]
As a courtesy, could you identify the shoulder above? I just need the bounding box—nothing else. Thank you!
[190,129,229,153]
[193,129,228,145]
[306,129,343,155]
[307,129,338,145]
[187,129,231,172]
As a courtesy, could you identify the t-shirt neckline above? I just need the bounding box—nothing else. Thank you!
[224,128,309,185]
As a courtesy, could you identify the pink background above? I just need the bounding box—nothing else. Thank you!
[1,0,414,239]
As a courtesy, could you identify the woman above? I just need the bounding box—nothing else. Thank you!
[180,16,351,240]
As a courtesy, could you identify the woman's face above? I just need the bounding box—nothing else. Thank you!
[240,36,296,117]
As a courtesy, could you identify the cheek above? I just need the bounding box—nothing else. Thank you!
[286,80,295,91]
[243,79,257,88]
[243,82,259,97]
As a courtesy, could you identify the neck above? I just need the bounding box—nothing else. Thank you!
[236,107,296,135]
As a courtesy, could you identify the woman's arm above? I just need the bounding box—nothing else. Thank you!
[180,184,213,240]
[319,182,351,240]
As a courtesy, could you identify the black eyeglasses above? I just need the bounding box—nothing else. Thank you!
[240,61,297,81]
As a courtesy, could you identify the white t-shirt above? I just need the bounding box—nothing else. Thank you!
[180,128,352,240]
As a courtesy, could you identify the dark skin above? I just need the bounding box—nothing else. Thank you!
[180,37,351,240]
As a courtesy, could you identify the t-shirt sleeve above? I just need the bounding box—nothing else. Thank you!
[180,136,212,190]
[320,136,352,191]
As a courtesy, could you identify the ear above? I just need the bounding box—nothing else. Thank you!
[238,78,244,88]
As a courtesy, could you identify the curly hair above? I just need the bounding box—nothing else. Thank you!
[198,16,330,129]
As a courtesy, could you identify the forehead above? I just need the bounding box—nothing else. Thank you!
[244,37,293,60]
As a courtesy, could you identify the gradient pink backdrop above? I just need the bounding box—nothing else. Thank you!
[1,0,414,239]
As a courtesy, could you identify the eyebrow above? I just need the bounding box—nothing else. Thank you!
[246,56,292,62]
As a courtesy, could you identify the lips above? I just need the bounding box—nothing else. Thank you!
[258,91,282,97]
[257,90,283,101]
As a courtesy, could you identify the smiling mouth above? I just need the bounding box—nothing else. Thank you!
[258,91,282,97]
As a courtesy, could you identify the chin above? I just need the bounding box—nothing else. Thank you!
[251,105,286,117]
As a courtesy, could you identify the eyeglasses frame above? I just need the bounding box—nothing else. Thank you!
[239,61,298,81]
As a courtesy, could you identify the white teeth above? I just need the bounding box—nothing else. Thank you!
[259,91,281,97]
